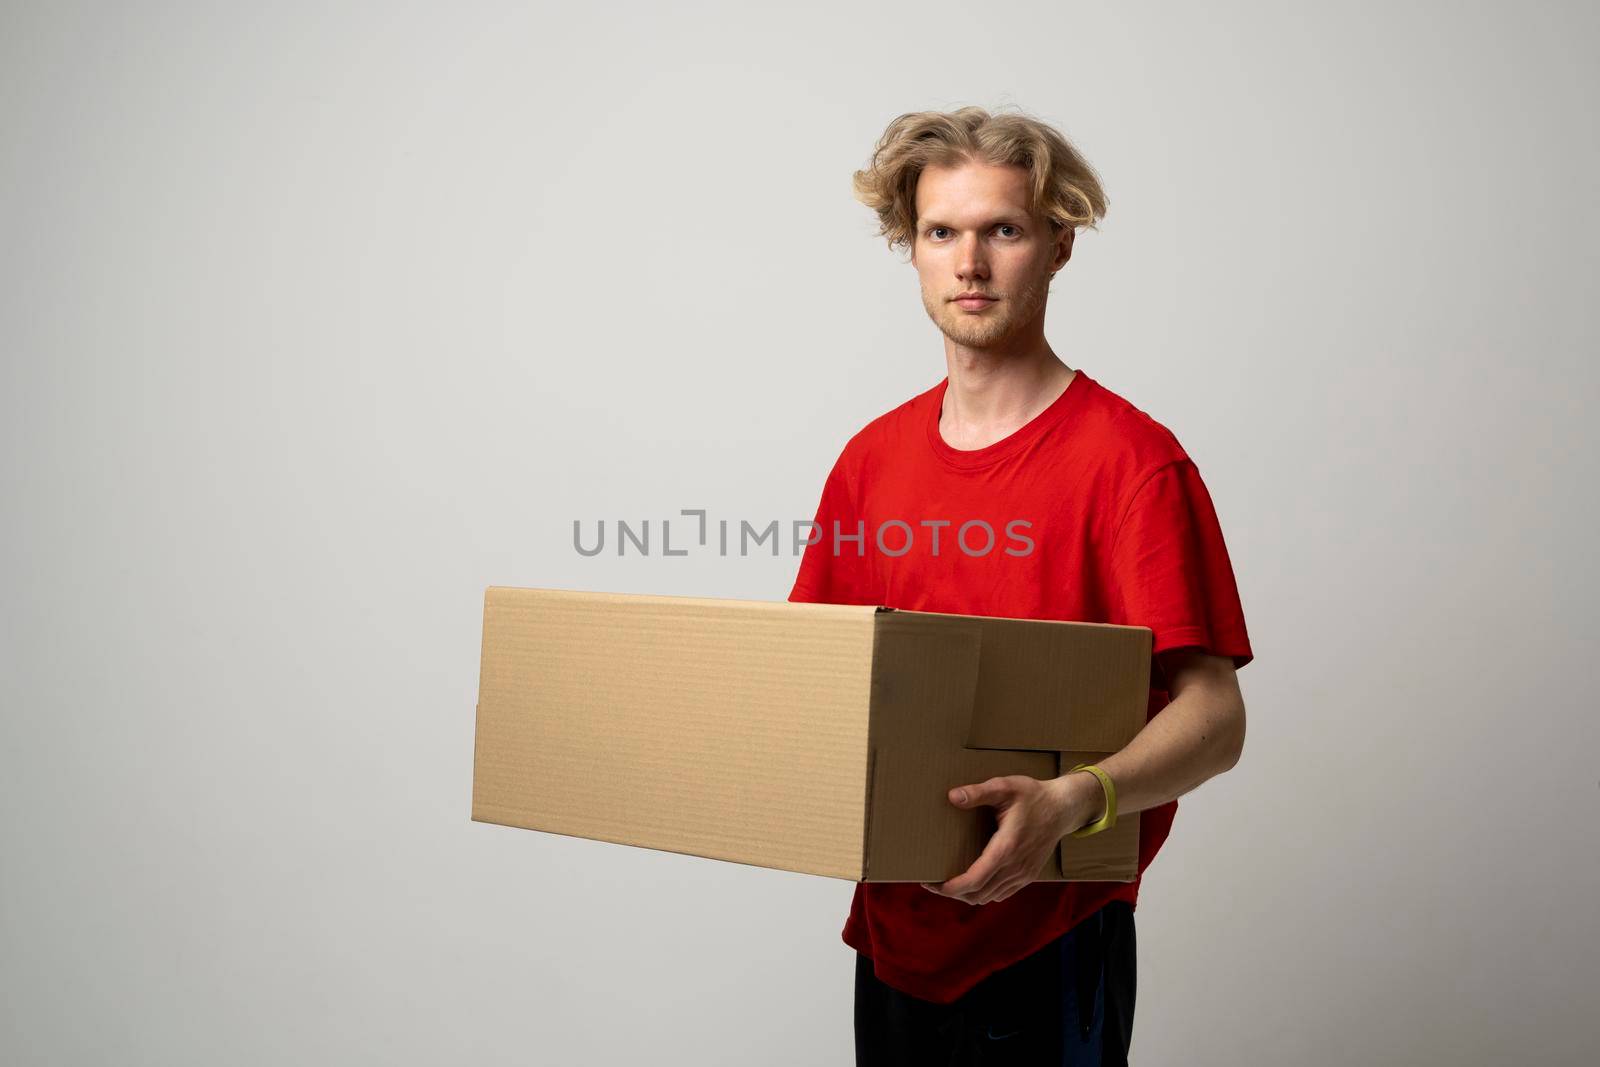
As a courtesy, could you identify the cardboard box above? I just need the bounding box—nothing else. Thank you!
[472,587,1151,882]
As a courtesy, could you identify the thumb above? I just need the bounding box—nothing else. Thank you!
[948,778,1008,808]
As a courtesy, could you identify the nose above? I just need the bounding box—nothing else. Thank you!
[956,232,990,284]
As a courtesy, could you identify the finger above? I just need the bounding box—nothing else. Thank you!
[962,866,1019,906]
[939,829,1017,899]
[979,874,1034,906]
[948,776,1012,809]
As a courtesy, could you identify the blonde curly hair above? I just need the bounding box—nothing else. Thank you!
[851,105,1108,255]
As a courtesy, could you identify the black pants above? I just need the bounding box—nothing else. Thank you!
[853,900,1136,1066]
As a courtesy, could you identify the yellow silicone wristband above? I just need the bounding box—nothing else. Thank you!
[1067,763,1116,838]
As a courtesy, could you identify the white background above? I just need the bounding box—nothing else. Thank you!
[3,2,1596,1064]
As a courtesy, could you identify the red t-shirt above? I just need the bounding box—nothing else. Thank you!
[786,367,1254,1005]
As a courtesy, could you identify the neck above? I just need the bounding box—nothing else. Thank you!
[939,341,1076,444]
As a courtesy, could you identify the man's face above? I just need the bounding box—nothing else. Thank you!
[911,160,1071,349]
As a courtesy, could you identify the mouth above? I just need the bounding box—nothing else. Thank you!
[953,296,998,311]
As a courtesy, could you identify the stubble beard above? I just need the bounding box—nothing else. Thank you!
[922,269,1052,349]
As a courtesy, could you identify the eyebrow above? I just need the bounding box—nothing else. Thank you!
[918,216,1030,229]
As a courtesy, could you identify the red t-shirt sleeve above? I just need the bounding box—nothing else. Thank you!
[788,453,871,606]
[1107,457,1254,673]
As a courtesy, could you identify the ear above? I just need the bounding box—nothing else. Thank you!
[1052,225,1074,272]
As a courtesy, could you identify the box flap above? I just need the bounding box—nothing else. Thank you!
[860,611,979,879]
[946,612,1152,753]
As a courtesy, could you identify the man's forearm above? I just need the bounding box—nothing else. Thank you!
[1052,665,1246,829]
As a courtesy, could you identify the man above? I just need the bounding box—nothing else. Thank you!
[787,107,1254,1065]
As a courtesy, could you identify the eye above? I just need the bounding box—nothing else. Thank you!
[997,224,1022,238]
[929,226,951,239]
